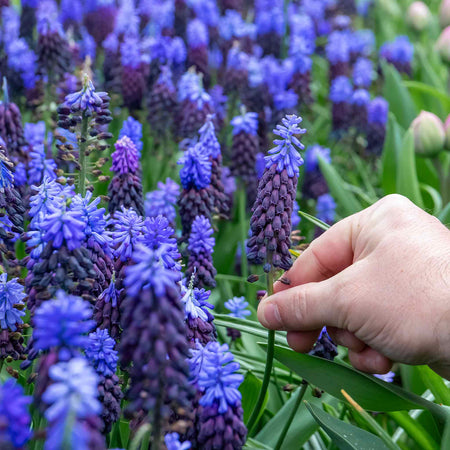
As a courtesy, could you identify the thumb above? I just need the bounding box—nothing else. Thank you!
[258,272,350,331]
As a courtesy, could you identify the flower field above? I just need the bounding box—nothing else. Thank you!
[0,0,449,448]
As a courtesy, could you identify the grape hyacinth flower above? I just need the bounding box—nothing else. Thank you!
[198,116,229,218]
[329,76,353,133]
[147,66,177,137]
[145,178,180,225]
[177,71,214,139]
[57,74,112,196]
[230,110,260,206]
[224,44,250,95]
[165,433,191,450]
[186,215,217,289]
[302,144,331,200]
[247,115,306,272]
[83,0,117,46]
[119,116,143,154]
[20,0,37,44]
[119,247,192,446]
[379,35,414,76]
[177,142,214,238]
[351,88,371,131]
[225,296,251,341]
[93,279,121,340]
[367,97,389,155]
[85,328,123,434]
[256,4,284,57]
[181,280,216,347]
[314,193,337,238]
[353,57,374,88]
[108,136,144,216]
[326,31,351,80]
[309,327,338,360]
[36,0,71,82]
[0,274,26,360]
[43,358,105,450]
[188,342,247,449]
[187,19,209,82]
[0,379,32,449]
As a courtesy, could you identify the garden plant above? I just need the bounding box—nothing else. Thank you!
[0,0,449,449]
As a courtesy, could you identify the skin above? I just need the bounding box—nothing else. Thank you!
[257,194,450,379]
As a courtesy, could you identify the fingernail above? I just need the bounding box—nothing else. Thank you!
[261,302,282,327]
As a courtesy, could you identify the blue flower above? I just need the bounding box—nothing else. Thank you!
[28,144,57,185]
[187,18,209,48]
[60,0,83,24]
[198,116,221,159]
[273,89,298,111]
[64,74,105,116]
[304,145,331,173]
[121,35,143,69]
[316,194,336,224]
[179,143,212,190]
[169,36,187,65]
[98,280,120,308]
[85,328,118,376]
[29,178,74,219]
[265,115,306,178]
[329,76,353,103]
[145,178,179,223]
[37,0,64,36]
[368,97,389,125]
[188,216,215,255]
[350,30,375,57]
[353,58,374,88]
[224,296,251,319]
[181,286,214,321]
[71,192,111,249]
[165,433,191,450]
[124,245,181,297]
[43,358,101,450]
[111,136,140,175]
[13,162,27,187]
[40,204,86,250]
[34,291,95,358]
[0,154,14,192]
[351,89,371,107]
[119,117,143,153]
[24,121,46,147]
[0,274,26,331]
[110,207,146,261]
[0,379,32,448]
[192,341,244,414]
[188,0,219,27]
[380,36,414,65]
[144,215,176,249]
[177,71,212,108]
[374,371,395,383]
[230,111,259,136]
[326,31,351,64]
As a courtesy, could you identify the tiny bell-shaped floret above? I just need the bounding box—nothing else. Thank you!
[407,2,432,32]
[436,26,450,63]
[411,111,445,157]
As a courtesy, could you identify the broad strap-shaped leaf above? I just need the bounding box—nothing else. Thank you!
[240,371,269,425]
[381,114,403,195]
[305,402,390,450]
[261,344,449,425]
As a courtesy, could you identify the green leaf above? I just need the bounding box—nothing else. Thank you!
[263,344,449,424]
[381,114,404,195]
[396,130,424,208]
[439,202,450,225]
[240,372,268,425]
[382,63,418,129]
[403,81,450,109]
[416,366,450,406]
[244,438,272,450]
[419,184,443,216]
[305,402,390,450]
[318,156,362,216]
[298,210,331,231]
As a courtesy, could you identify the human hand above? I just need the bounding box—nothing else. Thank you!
[257,195,450,378]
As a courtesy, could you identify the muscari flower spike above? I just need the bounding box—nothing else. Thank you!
[144,178,180,224]
[33,290,95,359]
[85,328,118,377]
[179,143,212,190]
[111,136,140,175]
[265,115,306,178]
[119,116,143,154]
[224,296,251,319]
[165,433,191,450]
[64,74,105,116]
[0,273,26,331]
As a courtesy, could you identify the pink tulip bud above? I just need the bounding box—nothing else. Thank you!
[407,2,432,31]
[440,0,450,28]
[411,111,445,156]
[444,115,450,150]
[436,26,450,63]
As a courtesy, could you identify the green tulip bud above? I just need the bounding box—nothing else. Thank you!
[407,2,432,31]
[411,111,445,157]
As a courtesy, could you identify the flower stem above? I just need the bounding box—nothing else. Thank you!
[247,258,275,435]
[78,113,89,196]
[274,381,308,450]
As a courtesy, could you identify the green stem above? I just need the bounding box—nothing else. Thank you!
[274,382,308,450]
[238,187,249,281]
[247,260,275,435]
[78,113,89,196]
[433,157,450,206]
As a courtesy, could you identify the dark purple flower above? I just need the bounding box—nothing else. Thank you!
[111,137,140,175]
[309,327,338,360]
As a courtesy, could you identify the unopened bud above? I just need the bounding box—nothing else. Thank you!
[440,0,450,28]
[444,115,450,151]
[411,111,445,157]
[436,27,450,63]
[407,2,432,31]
